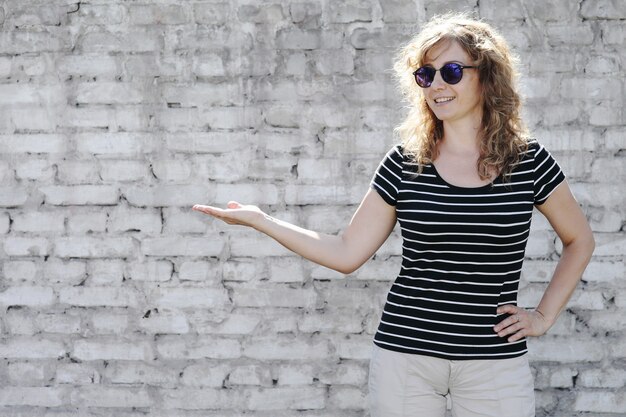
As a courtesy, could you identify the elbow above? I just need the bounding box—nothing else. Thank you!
[336,259,364,276]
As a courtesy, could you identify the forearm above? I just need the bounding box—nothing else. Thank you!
[535,234,595,327]
[254,213,351,274]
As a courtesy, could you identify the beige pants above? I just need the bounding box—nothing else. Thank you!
[368,343,535,417]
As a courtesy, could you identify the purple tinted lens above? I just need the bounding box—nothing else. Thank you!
[415,67,435,87]
[440,63,463,84]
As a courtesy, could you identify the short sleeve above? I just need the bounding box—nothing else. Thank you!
[370,144,403,206]
[532,141,566,205]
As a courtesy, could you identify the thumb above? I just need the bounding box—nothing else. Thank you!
[227,201,242,209]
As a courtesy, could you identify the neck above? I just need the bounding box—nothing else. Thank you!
[439,119,483,155]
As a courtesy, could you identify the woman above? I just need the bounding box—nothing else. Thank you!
[193,13,594,417]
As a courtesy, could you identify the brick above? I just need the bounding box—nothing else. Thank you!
[0,286,55,307]
[0,30,66,54]
[70,386,153,408]
[243,336,330,360]
[581,1,626,19]
[56,160,100,184]
[0,212,8,234]
[528,338,604,362]
[56,363,101,384]
[0,187,29,207]
[328,2,371,23]
[127,260,173,282]
[193,3,232,24]
[289,2,321,24]
[193,152,261,181]
[589,102,623,126]
[318,362,368,386]
[587,311,626,331]
[41,185,118,205]
[3,237,50,256]
[79,28,161,53]
[560,78,623,100]
[90,311,129,335]
[237,4,284,23]
[229,235,292,257]
[148,287,229,309]
[228,364,272,386]
[67,211,107,234]
[99,160,149,182]
[74,133,159,157]
[247,386,326,410]
[124,185,211,207]
[574,391,626,413]
[57,53,118,77]
[87,259,124,285]
[72,339,153,361]
[0,336,66,359]
[54,237,134,258]
[545,23,595,46]
[329,386,366,409]
[7,362,45,384]
[579,368,626,388]
[108,206,162,234]
[156,335,241,359]
[178,260,210,282]
[601,128,626,151]
[138,308,190,334]
[380,0,421,22]
[151,159,192,182]
[36,312,81,334]
[128,4,187,25]
[601,21,625,45]
[141,237,223,257]
[214,183,280,205]
[582,260,624,283]
[201,106,263,130]
[0,84,63,105]
[162,206,210,234]
[192,53,225,77]
[3,260,39,282]
[267,257,306,283]
[277,29,321,50]
[59,287,141,307]
[181,362,230,387]
[331,334,373,360]
[159,387,244,410]
[232,286,317,308]
[161,82,243,107]
[298,310,363,333]
[593,233,626,257]
[188,311,260,335]
[105,361,178,386]
[5,307,37,335]
[13,211,64,233]
[15,159,55,181]
[284,52,307,75]
[0,387,66,407]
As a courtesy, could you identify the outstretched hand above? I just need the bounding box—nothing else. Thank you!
[493,304,552,343]
[192,201,266,229]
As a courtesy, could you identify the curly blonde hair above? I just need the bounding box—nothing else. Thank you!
[393,12,529,181]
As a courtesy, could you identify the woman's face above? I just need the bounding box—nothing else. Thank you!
[421,40,482,127]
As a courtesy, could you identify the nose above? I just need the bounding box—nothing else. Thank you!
[430,71,446,90]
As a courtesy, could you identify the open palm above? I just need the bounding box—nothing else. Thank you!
[192,201,265,228]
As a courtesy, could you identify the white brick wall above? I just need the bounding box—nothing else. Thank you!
[0,1,623,416]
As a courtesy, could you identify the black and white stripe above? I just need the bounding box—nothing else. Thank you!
[369,139,565,360]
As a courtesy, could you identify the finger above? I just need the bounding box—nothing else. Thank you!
[506,328,526,343]
[496,304,517,315]
[496,321,521,337]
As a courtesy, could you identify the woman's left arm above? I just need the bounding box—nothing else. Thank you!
[494,180,595,341]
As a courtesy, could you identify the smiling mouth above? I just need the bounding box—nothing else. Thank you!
[434,97,455,103]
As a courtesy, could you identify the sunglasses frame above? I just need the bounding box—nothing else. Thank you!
[412,63,478,88]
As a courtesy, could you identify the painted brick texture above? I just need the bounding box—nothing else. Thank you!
[0,1,624,416]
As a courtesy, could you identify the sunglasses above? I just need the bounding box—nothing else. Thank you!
[412,62,478,88]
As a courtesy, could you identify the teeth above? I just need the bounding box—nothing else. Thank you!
[435,97,455,103]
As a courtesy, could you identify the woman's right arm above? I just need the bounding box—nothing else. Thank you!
[193,188,397,275]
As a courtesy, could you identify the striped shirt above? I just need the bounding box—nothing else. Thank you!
[369,139,565,360]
